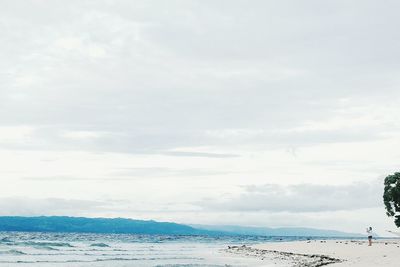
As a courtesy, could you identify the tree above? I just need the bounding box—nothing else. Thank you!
[383,172,400,227]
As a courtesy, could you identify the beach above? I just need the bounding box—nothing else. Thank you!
[2,231,400,266]
[227,239,400,266]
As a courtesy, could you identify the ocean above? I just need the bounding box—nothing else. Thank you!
[0,232,325,266]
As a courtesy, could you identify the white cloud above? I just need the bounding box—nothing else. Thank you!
[0,126,34,143]
[0,0,399,232]
[197,180,383,213]
[0,197,109,216]
[61,130,107,139]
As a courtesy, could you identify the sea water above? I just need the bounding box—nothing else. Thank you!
[0,232,318,266]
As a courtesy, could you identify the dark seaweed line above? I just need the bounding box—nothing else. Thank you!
[226,245,343,267]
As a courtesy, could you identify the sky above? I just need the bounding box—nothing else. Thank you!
[1,0,400,235]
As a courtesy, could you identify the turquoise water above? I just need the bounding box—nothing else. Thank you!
[0,232,326,266]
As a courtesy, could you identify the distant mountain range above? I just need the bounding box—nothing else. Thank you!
[0,216,362,237]
[0,216,213,235]
[190,224,364,237]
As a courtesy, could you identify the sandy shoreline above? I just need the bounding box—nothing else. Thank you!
[226,239,400,266]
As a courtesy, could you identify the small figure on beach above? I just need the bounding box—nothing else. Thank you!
[366,227,373,246]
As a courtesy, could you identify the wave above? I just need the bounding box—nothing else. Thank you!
[22,241,74,247]
[0,256,205,264]
[0,249,26,255]
[94,256,204,262]
[154,265,230,267]
[90,242,110,247]
[0,258,139,264]
[94,257,139,262]
[84,252,131,256]
[0,237,13,243]
[37,246,59,251]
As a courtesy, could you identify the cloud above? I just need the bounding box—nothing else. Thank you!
[23,167,235,181]
[0,197,109,216]
[0,0,399,156]
[22,176,101,181]
[161,151,239,158]
[197,180,383,213]
[0,0,399,233]
[0,196,199,218]
[0,126,34,144]
[113,167,235,178]
[60,130,108,140]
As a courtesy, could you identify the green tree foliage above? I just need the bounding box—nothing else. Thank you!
[383,172,400,227]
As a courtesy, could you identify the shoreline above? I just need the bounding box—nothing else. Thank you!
[225,239,400,266]
[226,245,343,267]
[225,244,342,266]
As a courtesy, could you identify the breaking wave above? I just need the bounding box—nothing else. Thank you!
[0,249,26,255]
[22,241,74,247]
[90,242,110,247]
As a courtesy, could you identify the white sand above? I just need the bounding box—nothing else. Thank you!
[227,239,400,266]
[255,239,400,266]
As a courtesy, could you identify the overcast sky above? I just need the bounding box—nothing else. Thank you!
[1,0,400,235]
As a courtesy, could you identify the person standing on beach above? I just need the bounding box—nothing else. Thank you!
[366,227,373,246]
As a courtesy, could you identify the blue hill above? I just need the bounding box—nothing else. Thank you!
[190,224,364,237]
[0,216,363,237]
[0,216,212,235]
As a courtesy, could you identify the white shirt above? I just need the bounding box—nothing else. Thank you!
[366,228,373,237]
